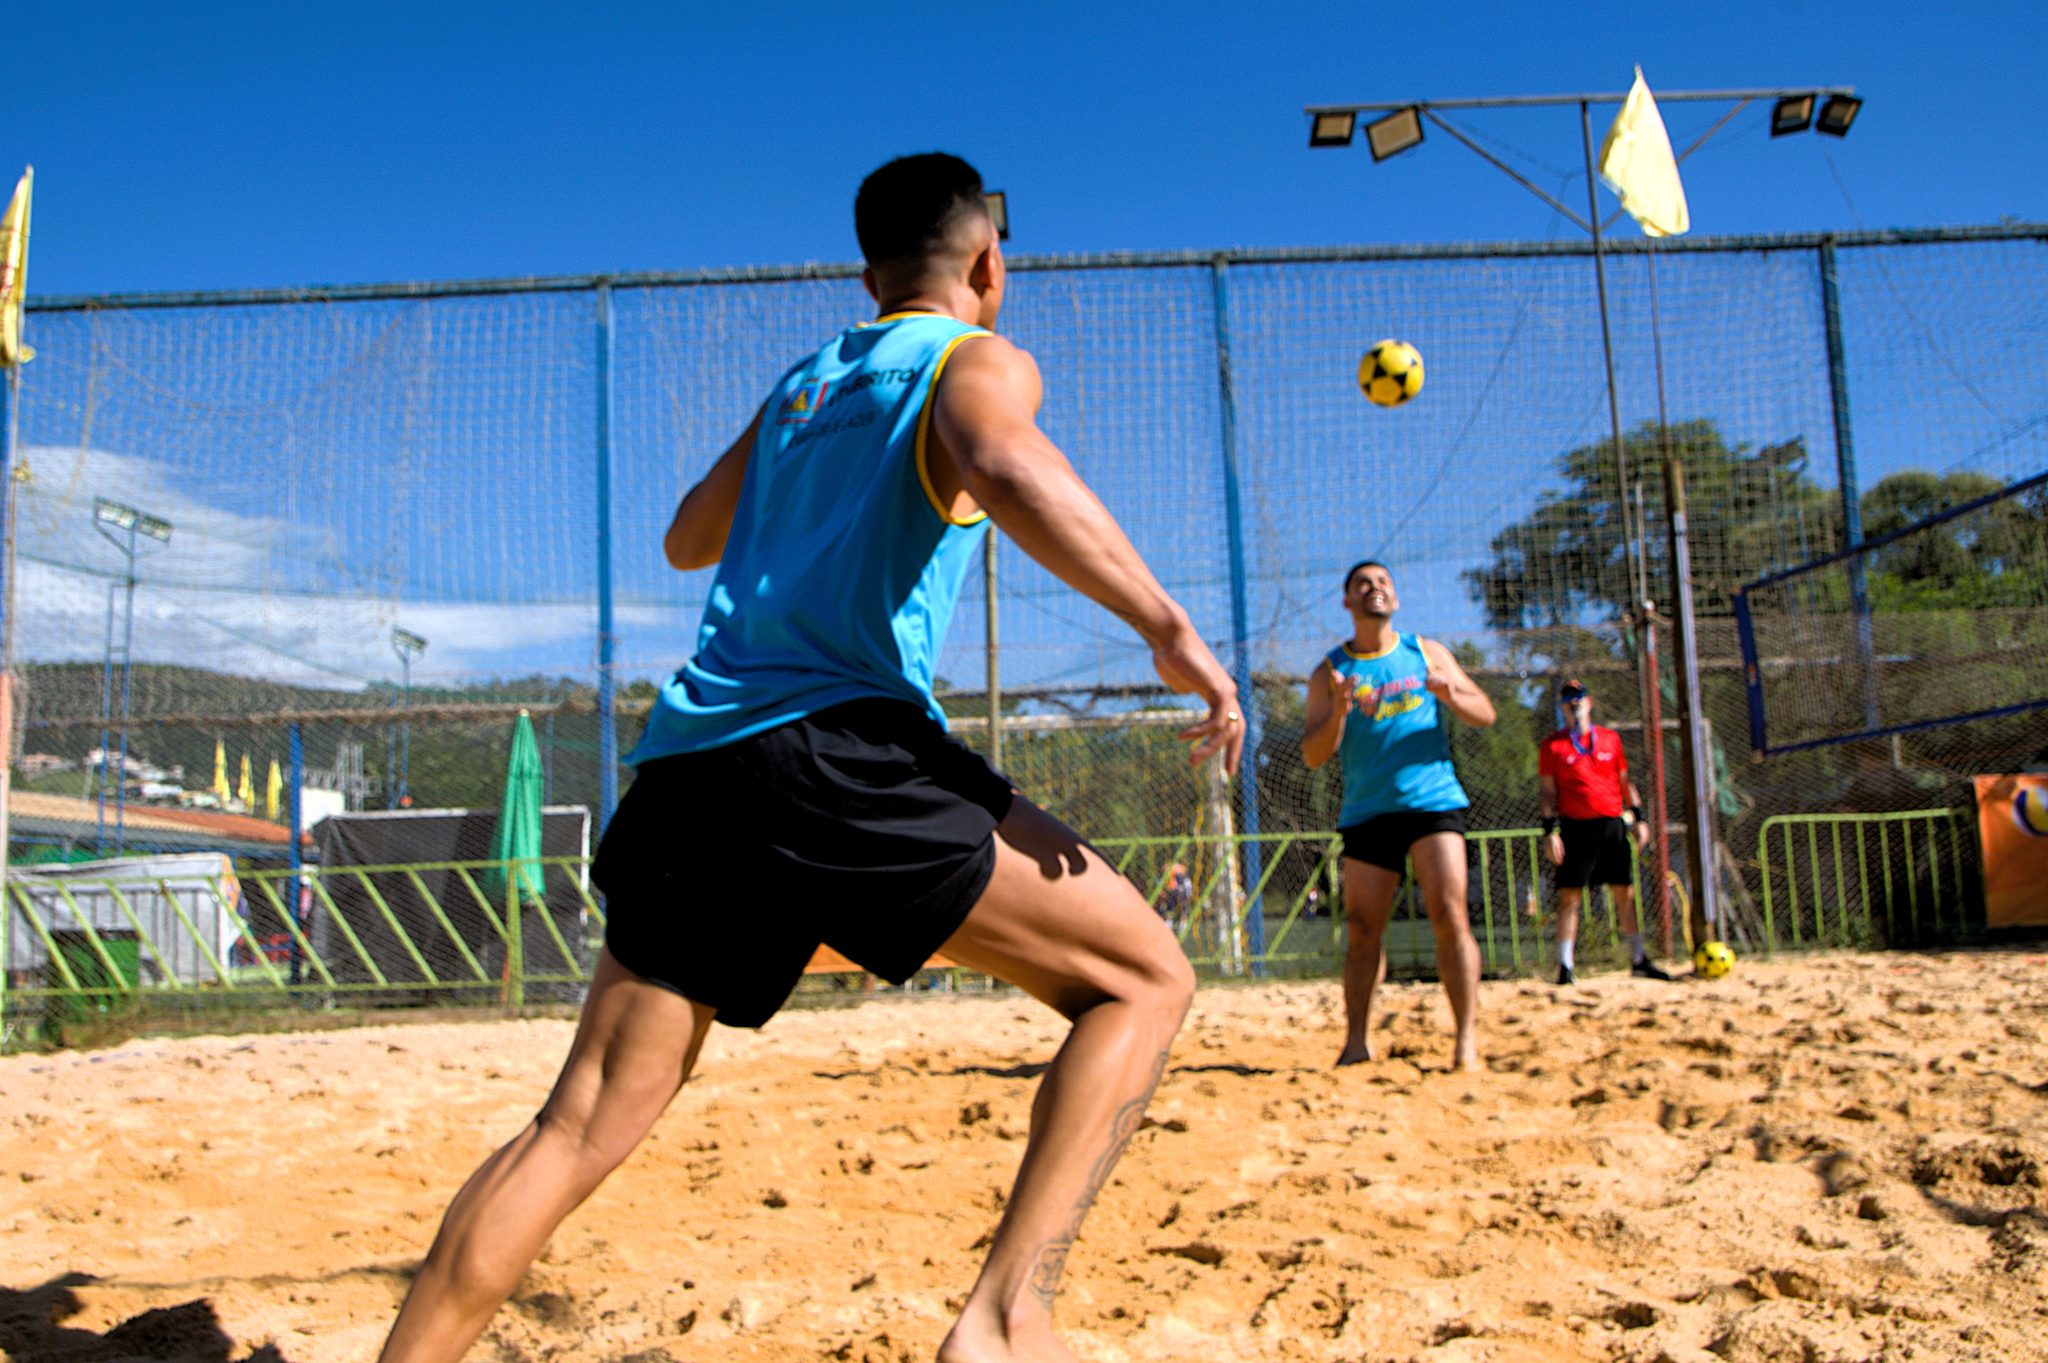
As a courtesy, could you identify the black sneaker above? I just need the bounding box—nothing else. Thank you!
[1556,964,1576,986]
[1630,958,1674,981]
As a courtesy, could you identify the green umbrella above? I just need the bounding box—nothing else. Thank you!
[485,711,545,1003]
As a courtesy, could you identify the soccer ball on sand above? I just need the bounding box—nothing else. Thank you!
[1693,940,1736,978]
[1358,339,1424,408]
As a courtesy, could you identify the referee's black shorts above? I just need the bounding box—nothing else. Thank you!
[593,698,1015,1028]
[1556,815,1634,890]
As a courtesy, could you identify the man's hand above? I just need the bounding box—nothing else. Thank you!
[1328,667,1354,710]
[1424,658,1453,700]
[1152,620,1243,774]
[1631,818,1651,850]
[1544,833,1565,866]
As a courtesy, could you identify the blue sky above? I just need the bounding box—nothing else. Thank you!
[6,0,2044,296]
[5,1,2044,694]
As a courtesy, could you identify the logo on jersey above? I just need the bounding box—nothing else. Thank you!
[1349,674,1425,723]
[777,380,831,425]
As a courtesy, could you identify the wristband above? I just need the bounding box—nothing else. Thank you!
[1543,817,1559,837]
[1625,806,1642,825]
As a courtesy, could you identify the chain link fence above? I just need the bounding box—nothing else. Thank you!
[5,226,2042,1035]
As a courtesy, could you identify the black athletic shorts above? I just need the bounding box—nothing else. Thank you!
[593,698,1015,1028]
[1556,815,1633,889]
[1339,807,1469,874]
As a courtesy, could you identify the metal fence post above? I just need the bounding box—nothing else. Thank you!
[1210,259,1265,968]
[1819,237,1881,733]
[595,283,620,833]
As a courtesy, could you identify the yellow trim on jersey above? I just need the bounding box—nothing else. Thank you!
[868,309,946,326]
[1341,632,1403,662]
[914,330,993,525]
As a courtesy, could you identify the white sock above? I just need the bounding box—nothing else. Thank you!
[1626,932,1645,964]
[1558,939,1575,970]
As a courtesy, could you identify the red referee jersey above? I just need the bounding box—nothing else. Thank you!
[1538,726,1629,819]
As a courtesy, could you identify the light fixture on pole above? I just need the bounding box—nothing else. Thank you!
[1364,107,1425,161]
[91,496,172,854]
[391,627,427,809]
[1308,110,1357,148]
[1770,95,1815,136]
[1815,95,1862,136]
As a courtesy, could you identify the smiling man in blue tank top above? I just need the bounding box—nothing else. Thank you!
[1302,559,1496,1073]
[379,154,1243,1363]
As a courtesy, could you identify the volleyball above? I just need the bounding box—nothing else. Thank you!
[1358,338,1424,408]
[1693,940,1736,978]
[2013,786,2048,838]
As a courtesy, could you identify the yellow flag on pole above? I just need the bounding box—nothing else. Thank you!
[266,759,283,822]
[1598,68,1690,238]
[239,752,254,809]
[0,166,32,366]
[213,740,231,805]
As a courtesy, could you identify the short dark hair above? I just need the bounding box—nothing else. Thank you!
[855,153,989,268]
[1343,559,1389,591]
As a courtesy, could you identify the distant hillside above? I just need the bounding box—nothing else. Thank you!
[16,662,592,726]
[12,664,611,812]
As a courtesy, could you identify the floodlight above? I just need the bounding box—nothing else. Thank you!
[392,628,428,655]
[1770,95,1814,136]
[983,191,1008,241]
[1309,111,1357,148]
[93,497,172,542]
[1364,108,1424,162]
[1816,95,1862,137]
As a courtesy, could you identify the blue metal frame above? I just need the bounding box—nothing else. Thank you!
[1735,466,2048,756]
[595,285,620,832]
[1210,261,1265,965]
[26,225,2048,314]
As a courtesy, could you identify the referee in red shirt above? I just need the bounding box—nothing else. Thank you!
[1537,679,1672,984]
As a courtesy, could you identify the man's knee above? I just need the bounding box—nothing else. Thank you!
[1345,908,1386,946]
[1154,947,1196,1023]
[1423,891,1473,939]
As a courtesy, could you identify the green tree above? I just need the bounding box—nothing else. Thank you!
[1464,420,1836,635]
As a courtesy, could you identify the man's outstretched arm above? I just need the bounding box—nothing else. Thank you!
[664,407,763,570]
[930,335,1242,772]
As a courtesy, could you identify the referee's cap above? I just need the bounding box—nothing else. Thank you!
[1558,678,1588,700]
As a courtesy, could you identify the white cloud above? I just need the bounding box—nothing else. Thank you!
[9,442,658,688]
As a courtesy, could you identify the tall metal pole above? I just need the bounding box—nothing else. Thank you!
[1646,250,1721,944]
[594,284,620,832]
[1210,259,1265,968]
[1819,237,1880,733]
[287,721,304,985]
[0,366,16,911]
[114,521,138,850]
[397,650,411,806]
[984,533,1002,772]
[97,578,116,852]
[1580,101,1673,947]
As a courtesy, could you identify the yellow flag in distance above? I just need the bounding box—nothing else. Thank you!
[1598,68,1690,238]
[0,166,33,366]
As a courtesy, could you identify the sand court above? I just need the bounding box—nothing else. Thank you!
[4,949,2046,1362]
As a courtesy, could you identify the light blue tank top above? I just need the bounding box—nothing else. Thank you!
[629,312,992,763]
[1328,633,1468,825]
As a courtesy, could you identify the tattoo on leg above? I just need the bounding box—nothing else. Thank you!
[1025,1043,1172,1311]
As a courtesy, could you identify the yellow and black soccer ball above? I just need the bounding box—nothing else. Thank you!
[1693,940,1736,979]
[1358,338,1424,408]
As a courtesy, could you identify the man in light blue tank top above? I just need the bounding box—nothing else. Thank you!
[379,154,1245,1363]
[1302,559,1496,1073]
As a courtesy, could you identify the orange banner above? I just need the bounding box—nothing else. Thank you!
[1976,774,2048,928]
